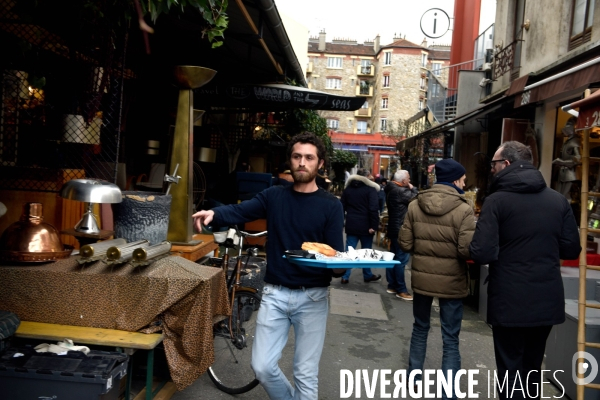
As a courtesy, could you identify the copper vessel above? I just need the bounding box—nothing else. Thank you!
[0,203,73,262]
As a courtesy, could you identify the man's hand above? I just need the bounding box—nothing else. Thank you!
[192,210,215,232]
[368,228,375,235]
[408,183,414,189]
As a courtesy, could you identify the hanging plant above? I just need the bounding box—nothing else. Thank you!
[141,0,229,48]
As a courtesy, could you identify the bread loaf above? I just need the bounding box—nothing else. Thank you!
[301,242,337,257]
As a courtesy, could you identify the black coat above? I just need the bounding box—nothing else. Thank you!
[385,183,418,238]
[340,175,380,236]
[469,162,581,327]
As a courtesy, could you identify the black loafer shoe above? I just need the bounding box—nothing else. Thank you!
[364,274,382,283]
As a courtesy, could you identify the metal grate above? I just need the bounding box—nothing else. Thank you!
[0,0,128,192]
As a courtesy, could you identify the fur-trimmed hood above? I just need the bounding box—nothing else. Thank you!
[345,175,381,191]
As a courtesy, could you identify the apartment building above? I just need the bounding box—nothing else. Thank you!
[306,31,450,176]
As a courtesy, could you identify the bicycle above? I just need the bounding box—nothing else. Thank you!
[204,226,268,394]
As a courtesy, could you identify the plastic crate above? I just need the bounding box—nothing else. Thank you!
[0,347,128,400]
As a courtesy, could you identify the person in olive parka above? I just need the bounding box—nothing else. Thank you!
[400,158,475,400]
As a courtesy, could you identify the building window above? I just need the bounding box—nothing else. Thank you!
[327,57,343,68]
[348,119,353,130]
[381,98,388,109]
[420,77,426,90]
[384,52,392,65]
[361,101,369,109]
[327,119,339,130]
[418,100,424,110]
[421,53,428,67]
[360,59,372,74]
[380,118,387,132]
[326,78,342,89]
[383,75,390,87]
[432,63,442,76]
[570,0,594,49]
[357,121,368,133]
[431,83,441,97]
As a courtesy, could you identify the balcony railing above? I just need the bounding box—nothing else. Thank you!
[357,65,374,76]
[474,24,494,70]
[354,107,372,117]
[356,86,373,97]
[426,59,482,124]
[492,39,522,80]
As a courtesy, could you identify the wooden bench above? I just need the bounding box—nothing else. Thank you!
[15,321,172,400]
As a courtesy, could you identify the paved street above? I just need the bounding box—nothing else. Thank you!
[171,241,565,400]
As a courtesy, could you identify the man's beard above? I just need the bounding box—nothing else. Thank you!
[292,168,318,183]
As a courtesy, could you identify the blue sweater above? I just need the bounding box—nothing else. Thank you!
[213,185,344,287]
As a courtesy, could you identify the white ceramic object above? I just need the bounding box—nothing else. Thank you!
[381,251,395,261]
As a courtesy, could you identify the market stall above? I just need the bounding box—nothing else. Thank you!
[0,255,229,391]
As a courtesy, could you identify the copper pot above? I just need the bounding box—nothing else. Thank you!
[0,203,73,262]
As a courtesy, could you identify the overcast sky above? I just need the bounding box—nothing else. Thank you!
[274,0,496,47]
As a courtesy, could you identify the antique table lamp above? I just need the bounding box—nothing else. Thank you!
[60,179,122,235]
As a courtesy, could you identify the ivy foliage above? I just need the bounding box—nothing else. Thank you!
[142,0,229,48]
[278,109,332,156]
[331,149,358,170]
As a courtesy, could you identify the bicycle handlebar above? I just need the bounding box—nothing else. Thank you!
[238,230,268,238]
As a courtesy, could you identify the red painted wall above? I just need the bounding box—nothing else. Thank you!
[449,0,482,88]
[329,131,397,177]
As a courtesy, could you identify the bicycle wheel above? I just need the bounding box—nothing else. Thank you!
[209,290,261,394]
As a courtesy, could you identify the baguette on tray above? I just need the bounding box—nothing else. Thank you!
[301,242,337,257]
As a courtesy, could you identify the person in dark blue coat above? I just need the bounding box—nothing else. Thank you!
[340,168,382,284]
[470,141,581,399]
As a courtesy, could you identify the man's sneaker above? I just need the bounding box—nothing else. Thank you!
[386,289,397,294]
[396,292,413,301]
[341,279,349,284]
[364,274,382,283]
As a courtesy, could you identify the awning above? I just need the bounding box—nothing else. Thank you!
[397,136,417,151]
[195,83,367,111]
[515,56,600,108]
[562,89,600,130]
[334,144,368,151]
[396,94,509,150]
[505,74,530,96]
[367,145,396,151]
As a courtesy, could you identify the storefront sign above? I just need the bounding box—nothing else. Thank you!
[577,105,600,130]
[197,83,365,111]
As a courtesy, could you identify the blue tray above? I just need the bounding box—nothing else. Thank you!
[284,256,399,269]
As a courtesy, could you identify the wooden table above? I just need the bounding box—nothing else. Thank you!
[0,255,230,391]
[171,233,219,262]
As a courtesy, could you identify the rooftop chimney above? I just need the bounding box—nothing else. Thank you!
[374,34,380,53]
[421,37,428,47]
[319,30,326,51]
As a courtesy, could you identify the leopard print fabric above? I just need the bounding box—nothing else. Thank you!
[0,255,230,390]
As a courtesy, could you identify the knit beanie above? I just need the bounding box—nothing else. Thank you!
[435,159,466,183]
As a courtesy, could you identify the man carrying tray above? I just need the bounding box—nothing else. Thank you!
[193,132,344,400]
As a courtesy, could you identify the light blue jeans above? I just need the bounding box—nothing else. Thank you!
[251,283,329,400]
